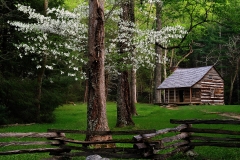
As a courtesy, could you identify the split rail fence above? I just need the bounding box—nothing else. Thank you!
[1,119,240,159]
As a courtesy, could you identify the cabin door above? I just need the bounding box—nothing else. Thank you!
[179,90,184,102]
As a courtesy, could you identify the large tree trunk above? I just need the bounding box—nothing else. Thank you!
[153,2,162,104]
[86,0,111,143]
[116,71,135,127]
[116,0,135,127]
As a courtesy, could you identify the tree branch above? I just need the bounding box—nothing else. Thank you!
[156,2,210,50]
[175,43,193,67]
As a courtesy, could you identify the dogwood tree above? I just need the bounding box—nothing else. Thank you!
[9,4,88,78]
[107,14,187,73]
[8,4,88,121]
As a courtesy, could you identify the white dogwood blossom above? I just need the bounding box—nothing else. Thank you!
[8,4,88,80]
[106,8,187,74]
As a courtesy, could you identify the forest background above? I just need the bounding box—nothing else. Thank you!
[1,0,240,124]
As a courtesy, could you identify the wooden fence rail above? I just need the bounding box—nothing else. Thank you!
[47,127,190,159]
[0,132,69,156]
[170,119,240,149]
[0,126,190,159]
[1,119,240,159]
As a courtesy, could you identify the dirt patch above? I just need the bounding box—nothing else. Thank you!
[167,107,179,110]
[161,104,179,110]
[205,111,240,119]
[219,113,240,119]
[0,123,35,127]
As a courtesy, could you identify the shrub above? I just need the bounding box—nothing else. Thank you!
[0,104,9,125]
[0,78,37,123]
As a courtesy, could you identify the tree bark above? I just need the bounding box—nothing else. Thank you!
[116,71,135,127]
[130,68,137,104]
[44,0,48,13]
[86,0,111,143]
[129,0,138,115]
[163,49,168,79]
[130,68,138,115]
[153,2,162,104]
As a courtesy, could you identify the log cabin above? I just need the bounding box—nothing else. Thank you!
[157,66,224,105]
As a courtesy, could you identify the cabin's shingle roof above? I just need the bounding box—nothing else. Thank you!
[157,66,213,89]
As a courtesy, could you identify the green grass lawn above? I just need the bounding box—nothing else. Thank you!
[1,103,240,159]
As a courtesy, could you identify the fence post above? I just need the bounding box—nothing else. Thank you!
[183,123,197,157]
[47,131,71,157]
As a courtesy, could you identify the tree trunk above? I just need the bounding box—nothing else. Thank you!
[116,71,135,127]
[36,55,46,122]
[35,0,48,122]
[153,2,162,104]
[44,0,48,13]
[154,54,162,104]
[170,49,174,68]
[130,67,137,104]
[130,68,138,115]
[116,0,135,127]
[86,0,111,143]
[229,59,239,104]
[129,0,138,115]
[163,49,168,79]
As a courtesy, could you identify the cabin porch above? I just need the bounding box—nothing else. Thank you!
[158,88,201,105]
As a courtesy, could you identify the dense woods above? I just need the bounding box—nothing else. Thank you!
[1,0,240,125]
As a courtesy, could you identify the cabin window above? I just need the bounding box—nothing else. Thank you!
[192,89,196,97]
[210,88,215,98]
[192,89,200,98]
[208,74,213,79]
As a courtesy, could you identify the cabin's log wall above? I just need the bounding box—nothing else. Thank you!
[196,68,224,104]
[191,88,201,102]
[183,90,190,102]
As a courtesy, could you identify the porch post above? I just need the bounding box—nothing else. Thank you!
[160,89,162,103]
[164,89,166,103]
[174,88,176,102]
[168,89,170,103]
[190,88,192,103]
